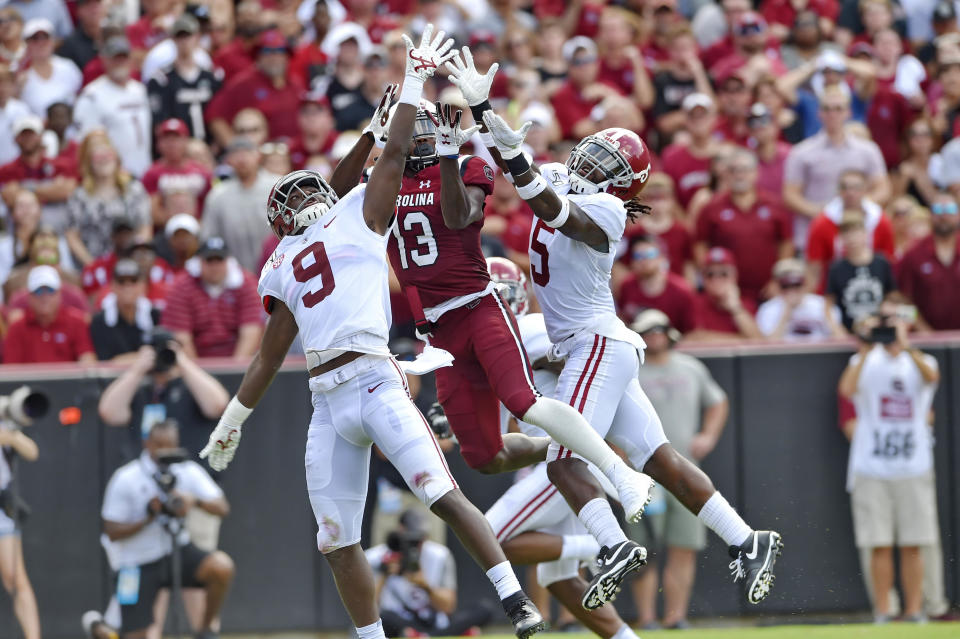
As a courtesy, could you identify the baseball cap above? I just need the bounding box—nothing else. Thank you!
[847,42,874,59]
[562,36,598,63]
[258,29,290,54]
[103,35,132,58]
[301,90,331,110]
[772,258,806,285]
[682,92,714,113]
[469,31,498,49]
[157,118,189,137]
[23,18,54,40]
[705,246,737,268]
[817,49,848,72]
[630,309,681,342]
[734,12,767,36]
[13,114,44,136]
[27,265,61,293]
[113,258,143,280]
[165,213,200,238]
[172,13,200,36]
[198,236,229,258]
[934,0,957,22]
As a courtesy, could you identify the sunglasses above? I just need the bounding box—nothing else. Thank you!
[632,248,661,260]
[748,115,772,127]
[204,255,226,262]
[736,23,766,37]
[931,202,959,215]
[31,286,57,296]
[779,280,804,290]
[705,269,732,279]
[115,276,140,285]
[820,104,847,112]
[234,126,264,135]
[26,32,51,41]
[571,56,598,66]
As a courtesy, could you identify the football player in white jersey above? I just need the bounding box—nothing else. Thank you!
[463,63,784,607]
[198,26,545,639]
[483,257,640,639]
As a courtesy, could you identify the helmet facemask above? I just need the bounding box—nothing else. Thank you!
[407,109,439,173]
[566,135,634,196]
[267,171,338,239]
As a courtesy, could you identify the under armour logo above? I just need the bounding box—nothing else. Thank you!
[419,180,431,189]
[409,51,437,72]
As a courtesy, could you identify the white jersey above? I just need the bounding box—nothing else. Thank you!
[258,183,393,360]
[847,345,938,490]
[530,163,644,353]
[500,313,556,438]
[74,77,152,177]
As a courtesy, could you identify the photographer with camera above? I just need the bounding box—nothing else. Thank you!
[839,308,941,624]
[99,420,233,639]
[366,510,493,638]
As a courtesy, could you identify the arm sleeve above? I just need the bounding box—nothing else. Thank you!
[754,300,778,336]
[805,218,829,262]
[694,205,713,243]
[692,357,726,407]
[180,462,225,501]
[459,156,496,196]
[577,193,627,243]
[101,472,135,522]
[73,317,95,360]
[874,216,895,258]
[782,146,804,187]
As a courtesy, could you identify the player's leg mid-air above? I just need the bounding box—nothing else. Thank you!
[456,52,783,607]
[199,25,544,639]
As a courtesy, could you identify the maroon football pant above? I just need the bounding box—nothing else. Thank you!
[431,292,540,469]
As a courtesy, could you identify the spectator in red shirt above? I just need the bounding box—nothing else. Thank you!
[142,119,213,228]
[688,247,762,341]
[211,2,260,82]
[622,172,695,281]
[762,0,839,42]
[700,0,752,64]
[661,93,722,208]
[126,0,177,62]
[713,70,754,145]
[161,236,263,358]
[695,148,794,304]
[616,235,697,333]
[595,6,653,109]
[807,169,896,291]
[710,12,788,84]
[289,93,338,170]
[206,29,303,148]
[0,115,77,233]
[346,0,399,43]
[289,0,332,89]
[550,37,617,140]
[897,194,960,331]
[748,102,792,198]
[3,265,95,363]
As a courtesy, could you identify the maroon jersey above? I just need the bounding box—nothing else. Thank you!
[387,156,496,310]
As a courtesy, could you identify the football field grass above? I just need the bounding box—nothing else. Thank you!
[432,624,960,639]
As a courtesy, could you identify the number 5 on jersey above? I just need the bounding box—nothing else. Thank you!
[292,242,335,307]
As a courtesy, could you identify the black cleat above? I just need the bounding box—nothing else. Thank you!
[728,530,783,604]
[502,591,547,639]
[581,540,648,610]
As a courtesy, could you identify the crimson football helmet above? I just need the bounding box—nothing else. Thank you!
[267,170,338,239]
[487,257,528,317]
[566,128,652,201]
[383,99,439,173]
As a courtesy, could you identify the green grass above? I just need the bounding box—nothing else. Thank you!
[439,624,960,639]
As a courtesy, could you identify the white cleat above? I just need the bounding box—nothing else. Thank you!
[617,470,655,523]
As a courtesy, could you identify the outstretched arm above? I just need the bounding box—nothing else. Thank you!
[328,84,398,198]
[199,300,299,470]
[363,25,455,235]
[434,103,483,229]
[481,111,608,250]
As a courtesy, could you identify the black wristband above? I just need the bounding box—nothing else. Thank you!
[504,153,531,176]
[470,100,493,125]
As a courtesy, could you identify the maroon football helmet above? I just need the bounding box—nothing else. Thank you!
[566,128,652,201]
[487,257,528,317]
[266,170,338,239]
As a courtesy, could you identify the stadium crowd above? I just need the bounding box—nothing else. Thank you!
[1,0,960,364]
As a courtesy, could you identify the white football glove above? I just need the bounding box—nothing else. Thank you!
[434,103,481,157]
[481,111,532,160]
[362,83,398,149]
[445,47,499,107]
[295,202,331,228]
[199,419,242,471]
[401,24,456,84]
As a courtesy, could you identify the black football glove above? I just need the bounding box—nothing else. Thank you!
[426,402,452,440]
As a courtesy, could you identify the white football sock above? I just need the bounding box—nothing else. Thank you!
[356,619,386,639]
[578,498,628,548]
[486,561,522,600]
[560,534,601,560]
[522,398,624,473]
[612,623,639,639]
[697,492,753,547]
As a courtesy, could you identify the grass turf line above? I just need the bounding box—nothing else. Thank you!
[430,623,960,639]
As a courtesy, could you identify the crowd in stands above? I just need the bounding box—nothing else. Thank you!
[2,0,960,364]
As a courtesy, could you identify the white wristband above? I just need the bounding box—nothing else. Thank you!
[545,197,570,228]
[515,174,548,200]
[503,172,514,184]
[480,132,494,148]
[398,76,425,106]
[222,396,253,427]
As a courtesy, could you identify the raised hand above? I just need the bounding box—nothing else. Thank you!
[400,24,456,83]
[434,103,482,157]
[445,46,499,106]
[481,111,532,160]
[199,418,243,471]
[362,83,398,147]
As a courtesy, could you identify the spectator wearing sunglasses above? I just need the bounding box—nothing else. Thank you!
[687,247,762,341]
[616,235,697,334]
[90,259,161,361]
[756,258,844,341]
[896,193,960,331]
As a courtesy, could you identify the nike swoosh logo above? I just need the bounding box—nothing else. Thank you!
[323,216,338,228]
[367,382,385,393]
[744,533,759,560]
